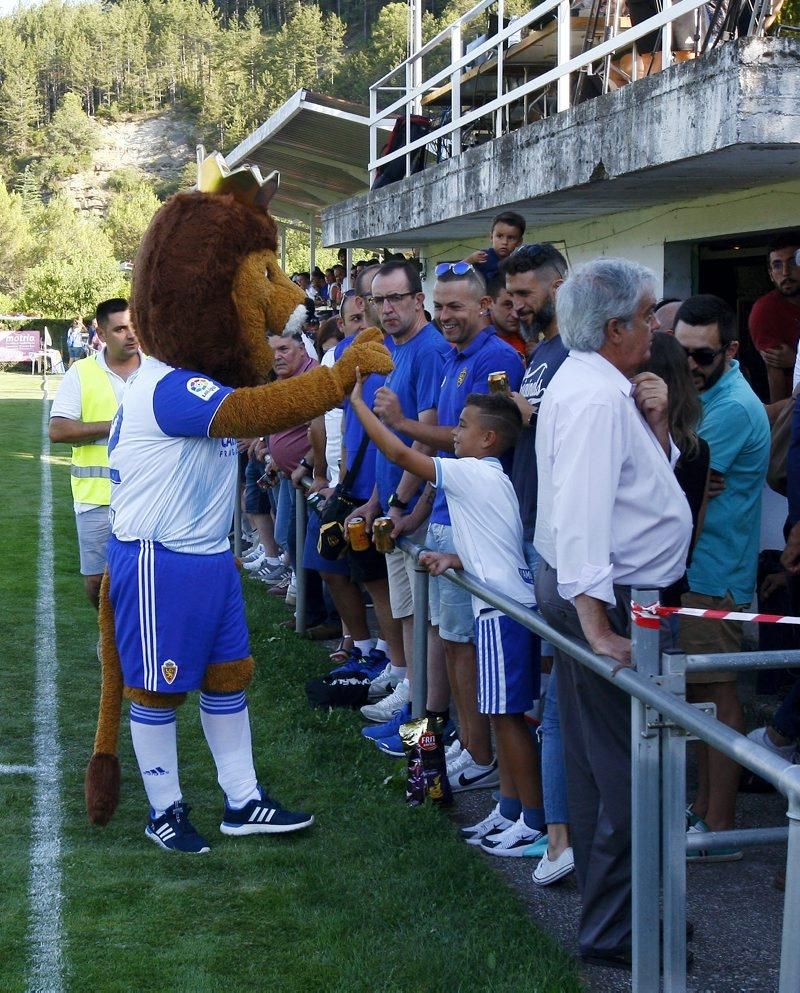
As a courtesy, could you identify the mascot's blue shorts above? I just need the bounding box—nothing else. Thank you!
[107,536,250,693]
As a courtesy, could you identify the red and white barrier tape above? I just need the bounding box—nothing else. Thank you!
[631,601,800,630]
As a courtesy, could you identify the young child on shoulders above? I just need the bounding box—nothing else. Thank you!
[464,211,526,283]
[350,372,544,855]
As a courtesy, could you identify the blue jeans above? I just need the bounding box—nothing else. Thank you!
[274,477,293,555]
[525,541,569,826]
[773,678,800,742]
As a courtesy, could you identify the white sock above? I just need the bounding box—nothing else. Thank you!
[375,639,390,656]
[265,555,282,566]
[354,638,375,656]
[200,692,259,809]
[129,703,181,817]
[390,665,407,678]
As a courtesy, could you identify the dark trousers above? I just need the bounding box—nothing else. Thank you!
[536,559,635,957]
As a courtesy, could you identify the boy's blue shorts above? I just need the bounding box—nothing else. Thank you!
[475,608,540,715]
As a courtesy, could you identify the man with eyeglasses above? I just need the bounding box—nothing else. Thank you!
[347,259,451,729]
[748,232,800,402]
[675,294,770,858]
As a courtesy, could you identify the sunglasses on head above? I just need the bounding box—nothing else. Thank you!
[680,345,725,367]
[510,243,546,258]
[435,261,475,277]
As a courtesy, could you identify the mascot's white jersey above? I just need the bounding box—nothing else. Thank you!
[109,356,237,554]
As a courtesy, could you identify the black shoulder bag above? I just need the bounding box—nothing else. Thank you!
[316,434,371,561]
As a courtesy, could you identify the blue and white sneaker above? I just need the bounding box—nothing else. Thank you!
[329,648,386,681]
[145,801,211,854]
[220,787,314,836]
[329,648,366,675]
[375,716,455,758]
[361,702,412,742]
[375,732,406,758]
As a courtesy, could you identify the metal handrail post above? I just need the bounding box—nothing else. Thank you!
[661,649,688,992]
[294,491,307,635]
[411,563,429,719]
[630,588,662,992]
[779,794,800,993]
[233,458,243,561]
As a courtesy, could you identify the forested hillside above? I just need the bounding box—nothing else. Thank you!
[0,0,500,317]
[1,0,796,319]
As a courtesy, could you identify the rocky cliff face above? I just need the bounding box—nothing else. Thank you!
[61,111,194,213]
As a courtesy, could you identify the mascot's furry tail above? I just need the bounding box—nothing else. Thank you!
[85,571,123,825]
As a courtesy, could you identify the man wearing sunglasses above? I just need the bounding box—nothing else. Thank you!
[675,294,770,857]
[748,232,800,403]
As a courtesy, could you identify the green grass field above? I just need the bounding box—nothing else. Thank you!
[0,371,582,993]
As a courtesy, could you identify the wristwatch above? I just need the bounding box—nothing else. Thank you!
[387,492,409,510]
[299,457,313,472]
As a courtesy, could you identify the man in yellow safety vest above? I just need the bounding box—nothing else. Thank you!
[49,298,141,609]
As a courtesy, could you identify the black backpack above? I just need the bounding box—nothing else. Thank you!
[305,671,371,709]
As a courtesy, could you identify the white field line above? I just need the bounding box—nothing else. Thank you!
[0,764,37,775]
[26,399,64,993]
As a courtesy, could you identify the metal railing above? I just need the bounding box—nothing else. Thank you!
[368,0,756,184]
[289,495,800,991]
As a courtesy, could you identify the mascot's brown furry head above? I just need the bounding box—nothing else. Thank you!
[132,188,307,388]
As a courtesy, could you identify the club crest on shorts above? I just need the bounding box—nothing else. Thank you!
[161,659,178,684]
[186,377,220,401]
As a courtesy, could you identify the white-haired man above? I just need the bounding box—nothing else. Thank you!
[534,258,692,969]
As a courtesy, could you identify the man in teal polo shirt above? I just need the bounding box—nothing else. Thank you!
[675,294,770,857]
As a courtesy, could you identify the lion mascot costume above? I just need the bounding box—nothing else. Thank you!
[84,156,392,853]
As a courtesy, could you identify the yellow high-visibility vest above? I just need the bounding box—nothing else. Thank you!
[70,357,118,506]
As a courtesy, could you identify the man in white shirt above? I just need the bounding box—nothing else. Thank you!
[534,258,692,968]
[49,299,141,609]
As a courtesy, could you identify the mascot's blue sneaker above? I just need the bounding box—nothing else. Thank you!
[145,801,211,854]
[220,787,315,836]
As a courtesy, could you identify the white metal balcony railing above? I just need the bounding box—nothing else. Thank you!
[368,0,772,184]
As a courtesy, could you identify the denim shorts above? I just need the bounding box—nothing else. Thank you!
[426,522,473,643]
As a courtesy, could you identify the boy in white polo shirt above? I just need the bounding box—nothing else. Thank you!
[350,373,544,855]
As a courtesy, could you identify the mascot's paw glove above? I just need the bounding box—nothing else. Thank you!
[331,327,393,393]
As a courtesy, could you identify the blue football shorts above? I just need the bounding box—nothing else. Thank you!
[475,608,540,715]
[107,536,250,693]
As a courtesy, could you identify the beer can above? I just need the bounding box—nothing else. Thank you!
[488,371,510,394]
[347,516,370,552]
[373,517,395,553]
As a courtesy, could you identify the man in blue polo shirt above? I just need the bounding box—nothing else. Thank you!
[372,263,524,786]
[347,259,452,727]
[675,294,770,855]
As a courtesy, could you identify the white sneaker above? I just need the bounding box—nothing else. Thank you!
[746,726,797,762]
[445,739,462,763]
[480,815,544,857]
[242,543,264,563]
[532,846,575,885]
[360,678,410,723]
[243,550,268,571]
[367,663,401,702]
[446,745,473,775]
[460,803,514,846]
[448,755,499,793]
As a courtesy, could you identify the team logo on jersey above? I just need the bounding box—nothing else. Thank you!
[161,659,178,684]
[457,368,467,387]
[186,377,220,401]
[518,567,533,584]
